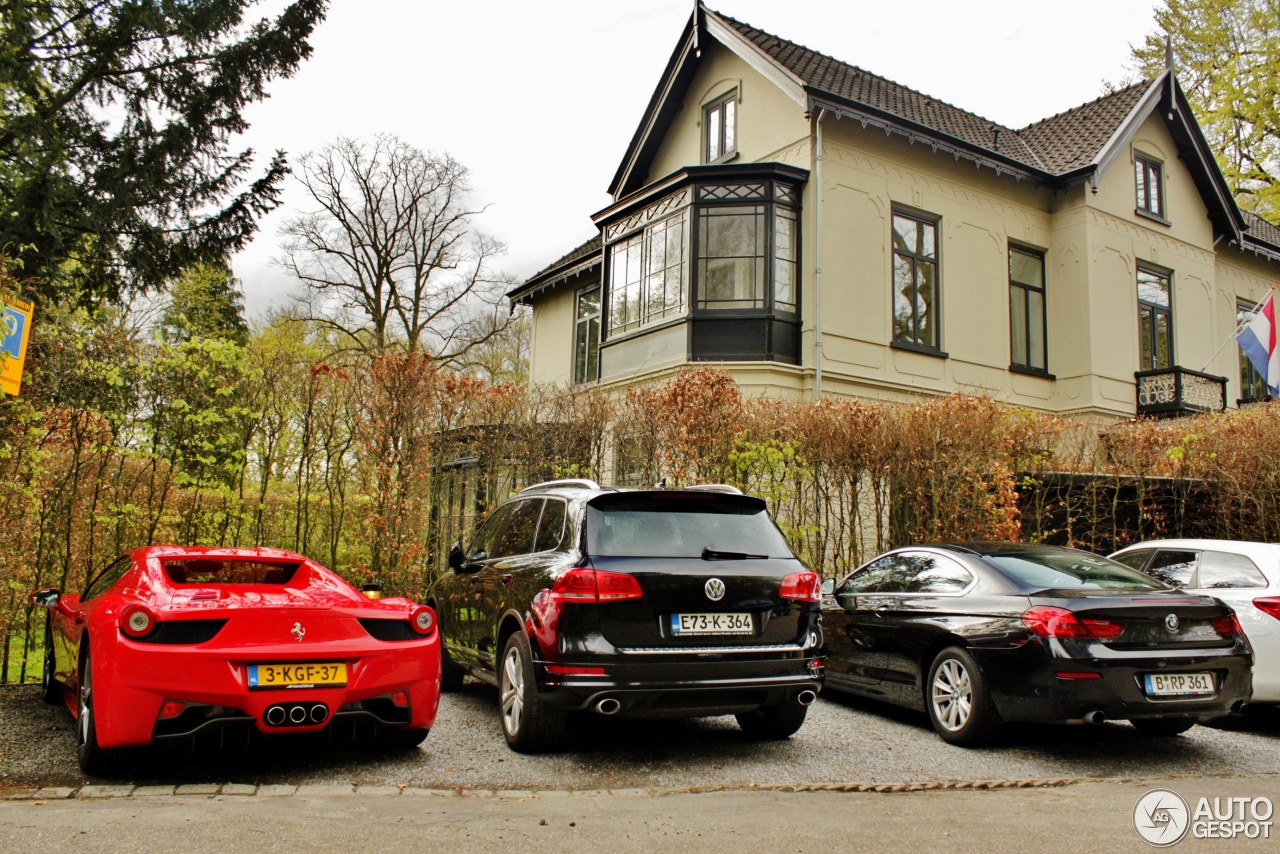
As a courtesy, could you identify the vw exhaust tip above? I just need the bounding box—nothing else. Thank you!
[310,703,329,724]
[1232,700,1249,716]
[1083,710,1106,725]
[595,698,621,716]
[266,705,286,726]
[797,690,817,706]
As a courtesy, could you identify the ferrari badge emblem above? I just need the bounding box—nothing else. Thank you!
[291,622,306,642]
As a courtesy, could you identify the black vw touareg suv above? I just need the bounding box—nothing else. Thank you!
[427,479,824,752]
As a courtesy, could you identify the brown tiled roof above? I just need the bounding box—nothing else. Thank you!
[1017,83,1151,173]
[713,9,1152,177]
[1243,211,1280,251]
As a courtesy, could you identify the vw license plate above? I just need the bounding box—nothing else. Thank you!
[248,662,347,689]
[1143,672,1215,697]
[671,612,752,636]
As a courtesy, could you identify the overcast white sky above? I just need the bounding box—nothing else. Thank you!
[230,0,1162,319]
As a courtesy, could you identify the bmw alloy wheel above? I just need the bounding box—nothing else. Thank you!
[931,658,973,732]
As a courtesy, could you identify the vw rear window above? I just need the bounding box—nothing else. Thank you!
[586,494,794,558]
[163,559,300,585]
[984,551,1167,591]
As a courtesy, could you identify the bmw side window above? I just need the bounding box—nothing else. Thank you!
[1197,551,1268,589]
[491,499,543,559]
[1110,550,1152,572]
[468,504,514,563]
[1146,550,1197,588]
[909,556,973,593]
[534,499,567,553]
[838,555,913,594]
[82,555,132,600]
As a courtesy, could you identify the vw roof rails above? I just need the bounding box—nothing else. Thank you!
[683,484,744,494]
[518,478,602,495]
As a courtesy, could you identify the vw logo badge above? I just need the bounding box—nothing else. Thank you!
[705,578,725,601]
[1164,614,1180,633]
[291,622,306,642]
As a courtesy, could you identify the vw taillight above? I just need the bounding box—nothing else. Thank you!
[780,571,821,602]
[549,569,642,604]
[1022,606,1125,640]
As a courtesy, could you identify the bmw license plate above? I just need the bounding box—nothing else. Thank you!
[670,613,752,636]
[1143,672,1215,697]
[248,662,347,689]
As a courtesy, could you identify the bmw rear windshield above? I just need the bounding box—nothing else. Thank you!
[982,549,1168,591]
[585,493,795,559]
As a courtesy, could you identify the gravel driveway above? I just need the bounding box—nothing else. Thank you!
[3,681,1278,789]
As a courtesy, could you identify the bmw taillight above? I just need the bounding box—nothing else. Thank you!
[410,606,436,635]
[1211,612,1245,637]
[549,568,642,603]
[1254,597,1280,623]
[780,571,821,602]
[120,604,155,638]
[1022,606,1125,640]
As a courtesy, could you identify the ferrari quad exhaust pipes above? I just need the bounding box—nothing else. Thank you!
[797,690,817,706]
[264,702,330,728]
[594,698,621,715]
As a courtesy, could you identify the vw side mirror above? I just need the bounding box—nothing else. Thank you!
[820,578,835,596]
[448,540,466,571]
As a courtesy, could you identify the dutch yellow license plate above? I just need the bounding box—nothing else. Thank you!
[248,662,347,689]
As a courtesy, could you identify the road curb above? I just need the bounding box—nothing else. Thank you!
[1,776,1124,801]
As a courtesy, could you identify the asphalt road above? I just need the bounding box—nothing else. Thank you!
[3,681,1280,790]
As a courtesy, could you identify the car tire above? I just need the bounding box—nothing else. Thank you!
[1130,716,1197,737]
[735,697,809,740]
[76,651,120,777]
[926,646,1002,747]
[380,727,429,749]
[498,632,565,753]
[41,619,60,705]
[439,641,466,693]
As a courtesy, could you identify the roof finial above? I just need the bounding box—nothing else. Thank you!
[693,0,701,58]
[1165,35,1175,72]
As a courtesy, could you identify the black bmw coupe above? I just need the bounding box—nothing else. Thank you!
[820,542,1253,746]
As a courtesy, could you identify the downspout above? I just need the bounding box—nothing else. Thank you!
[813,107,825,398]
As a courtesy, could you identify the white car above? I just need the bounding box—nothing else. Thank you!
[1109,540,1280,704]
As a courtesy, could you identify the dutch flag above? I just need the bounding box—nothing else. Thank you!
[1238,289,1280,398]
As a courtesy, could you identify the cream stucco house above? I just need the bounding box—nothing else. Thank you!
[507,4,1280,419]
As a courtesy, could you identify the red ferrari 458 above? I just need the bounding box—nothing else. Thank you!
[31,546,441,775]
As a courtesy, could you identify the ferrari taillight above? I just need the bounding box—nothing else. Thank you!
[410,606,436,636]
[120,604,155,638]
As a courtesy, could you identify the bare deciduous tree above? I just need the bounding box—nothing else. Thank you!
[279,134,514,358]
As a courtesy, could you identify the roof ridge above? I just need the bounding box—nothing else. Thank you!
[707,7,1020,134]
[1018,79,1153,133]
